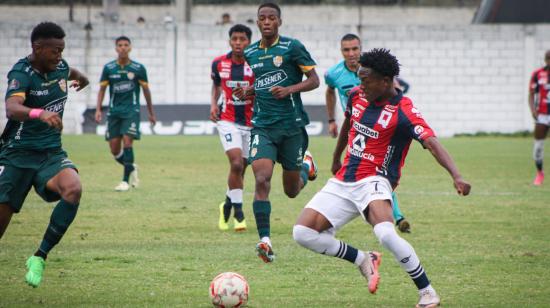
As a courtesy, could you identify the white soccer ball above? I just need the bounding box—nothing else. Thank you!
[209,272,249,307]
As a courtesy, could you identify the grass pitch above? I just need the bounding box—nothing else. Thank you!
[1,135,549,307]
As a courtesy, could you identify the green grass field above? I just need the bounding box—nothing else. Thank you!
[1,135,549,307]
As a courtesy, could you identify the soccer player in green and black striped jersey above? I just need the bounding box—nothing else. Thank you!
[95,36,156,191]
[234,2,320,263]
[0,22,89,288]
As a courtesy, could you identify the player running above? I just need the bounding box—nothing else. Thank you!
[528,50,550,185]
[234,2,320,263]
[325,33,411,233]
[210,24,254,232]
[293,49,471,307]
[95,36,156,191]
[0,22,89,288]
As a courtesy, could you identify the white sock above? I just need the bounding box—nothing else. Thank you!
[419,284,436,294]
[260,236,272,247]
[228,189,243,203]
[534,139,544,164]
[293,225,365,266]
[373,221,430,289]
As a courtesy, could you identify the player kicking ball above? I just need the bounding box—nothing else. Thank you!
[210,24,254,232]
[95,36,156,191]
[293,49,471,307]
[0,22,89,287]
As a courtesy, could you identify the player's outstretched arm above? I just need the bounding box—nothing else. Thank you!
[423,136,471,196]
[6,96,62,130]
[325,87,338,138]
[331,118,351,175]
[68,67,89,91]
[95,85,107,123]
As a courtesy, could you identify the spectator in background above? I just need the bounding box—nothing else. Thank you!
[137,16,146,24]
[217,13,233,25]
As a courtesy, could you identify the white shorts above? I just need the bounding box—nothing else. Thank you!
[216,120,251,158]
[536,114,550,126]
[305,176,393,230]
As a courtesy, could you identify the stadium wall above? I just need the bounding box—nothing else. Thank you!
[0,21,548,136]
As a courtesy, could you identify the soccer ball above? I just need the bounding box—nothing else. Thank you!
[209,272,249,307]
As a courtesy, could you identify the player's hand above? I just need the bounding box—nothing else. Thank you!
[70,77,89,92]
[149,114,157,127]
[39,110,63,130]
[94,110,102,123]
[532,111,538,121]
[328,121,338,138]
[210,105,219,122]
[453,177,471,196]
[331,160,342,175]
[233,86,246,100]
[270,86,291,99]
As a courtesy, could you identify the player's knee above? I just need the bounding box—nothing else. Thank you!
[60,181,82,204]
[293,225,320,251]
[373,221,398,247]
[255,174,270,189]
[229,159,244,174]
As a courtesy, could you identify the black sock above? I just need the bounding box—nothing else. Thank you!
[34,250,48,260]
[223,195,231,222]
[38,199,79,257]
[536,160,543,172]
[123,147,135,182]
[233,202,244,222]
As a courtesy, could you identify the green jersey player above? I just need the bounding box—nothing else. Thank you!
[0,22,89,288]
[95,36,156,191]
[234,2,320,263]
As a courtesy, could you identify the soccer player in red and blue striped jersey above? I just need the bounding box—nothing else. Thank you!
[528,50,550,185]
[210,24,254,232]
[293,49,470,308]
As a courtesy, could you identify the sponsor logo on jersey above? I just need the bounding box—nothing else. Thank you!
[255,70,288,90]
[414,125,424,135]
[221,62,231,68]
[353,121,379,139]
[42,79,59,87]
[273,56,283,67]
[226,80,250,88]
[347,145,375,161]
[30,89,49,96]
[259,54,273,60]
[113,81,135,93]
[109,74,121,79]
[43,97,67,113]
[8,79,19,90]
[58,79,67,92]
[251,63,264,69]
[244,66,253,77]
[411,107,423,118]
[219,72,230,79]
[127,72,135,80]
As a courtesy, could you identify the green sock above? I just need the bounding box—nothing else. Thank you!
[300,162,309,187]
[253,200,271,239]
[392,192,404,222]
[122,147,135,182]
[39,199,79,255]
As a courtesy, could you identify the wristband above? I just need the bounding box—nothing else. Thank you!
[29,108,44,119]
[328,119,335,123]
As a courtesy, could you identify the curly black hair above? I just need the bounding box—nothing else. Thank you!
[229,24,252,41]
[31,22,65,43]
[359,48,400,78]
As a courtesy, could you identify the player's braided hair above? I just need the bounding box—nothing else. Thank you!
[359,48,400,78]
[31,22,65,43]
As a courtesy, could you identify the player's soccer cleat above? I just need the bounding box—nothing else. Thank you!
[129,164,139,188]
[533,171,544,186]
[233,218,247,232]
[256,241,275,263]
[25,256,45,288]
[358,251,382,294]
[218,202,229,231]
[303,150,318,181]
[397,218,411,233]
[115,181,130,191]
[416,288,441,308]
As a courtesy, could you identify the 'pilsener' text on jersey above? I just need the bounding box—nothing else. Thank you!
[2,57,70,150]
[100,60,148,117]
[335,87,435,186]
[529,66,550,115]
[324,60,359,112]
[211,52,255,127]
[244,36,316,128]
